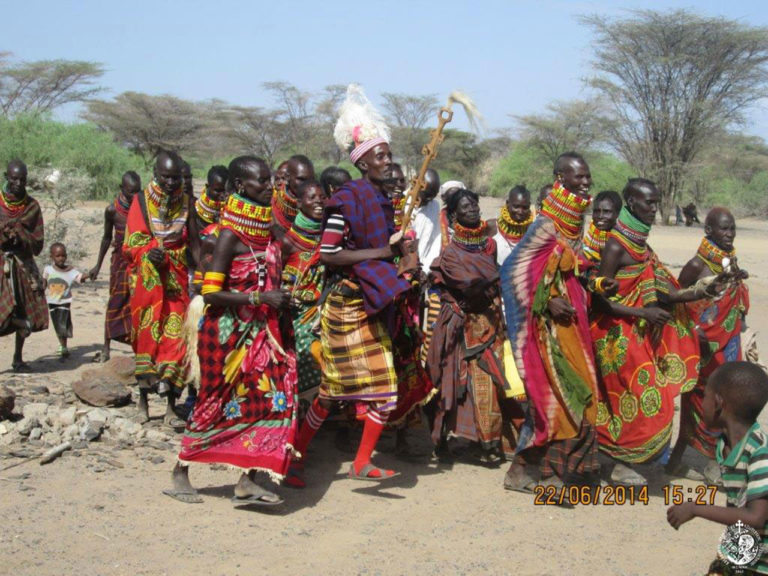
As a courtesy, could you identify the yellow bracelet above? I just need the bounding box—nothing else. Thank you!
[202,271,226,295]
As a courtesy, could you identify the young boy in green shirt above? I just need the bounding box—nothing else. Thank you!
[668,361,768,574]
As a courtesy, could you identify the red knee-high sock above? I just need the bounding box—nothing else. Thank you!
[295,398,330,458]
[353,409,394,477]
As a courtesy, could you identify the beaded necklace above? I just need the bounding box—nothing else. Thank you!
[271,186,298,230]
[696,236,733,275]
[195,185,224,225]
[453,221,488,252]
[115,191,132,217]
[611,207,650,261]
[497,205,533,243]
[392,194,406,232]
[540,181,591,240]
[0,184,28,217]
[582,221,608,263]
[146,181,184,220]
[286,211,322,252]
[220,192,272,250]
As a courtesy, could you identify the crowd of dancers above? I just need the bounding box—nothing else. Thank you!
[0,85,760,517]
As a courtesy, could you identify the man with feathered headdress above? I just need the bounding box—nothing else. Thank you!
[288,85,430,484]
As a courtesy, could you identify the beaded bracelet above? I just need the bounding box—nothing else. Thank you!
[201,271,225,295]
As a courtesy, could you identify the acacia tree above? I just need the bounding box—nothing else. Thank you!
[83,92,213,165]
[0,53,104,117]
[514,99,612,166]
[382,93,439,173]
[217,105,289,167]
[582,10,768,223]
[263,81,312,151]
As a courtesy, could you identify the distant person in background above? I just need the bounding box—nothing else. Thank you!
[383,163,408,231]
[491,185,534,266]
[667,207,750,483]
[43,242,89,359]
[89,170,142,362]
[272,155,315,242]
[675,204,683,225]
[437,180,465,250]
[421,179,465,366]
[273,160,289,195]
[0,160,48,372]
[536,183,553,211]
[180,161,194,198]
[319,166,351,197]
[683,202,700,227]
[410,168,441,273]
[188,165,230,289]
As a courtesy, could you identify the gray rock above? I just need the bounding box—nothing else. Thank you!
[85,408,112,427]
[58,407,77,427]
[17,417,39,436]
[22,403,49,423]
[29,428,43,440]
[29,385,50,395]
[62,424,79,441]
[78,418,104,442]
[71,370,131,408]
[0,386,15,420]
[145,429,170,443]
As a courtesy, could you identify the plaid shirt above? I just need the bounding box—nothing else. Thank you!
[324,179,410,316]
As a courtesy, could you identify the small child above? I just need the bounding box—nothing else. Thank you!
[668,361,768,575]
[43,242,88,358]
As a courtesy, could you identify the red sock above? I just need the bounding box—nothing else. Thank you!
[353,409,394,478]
[294,398,330,458]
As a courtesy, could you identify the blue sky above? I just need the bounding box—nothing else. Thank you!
[4,0,768,139]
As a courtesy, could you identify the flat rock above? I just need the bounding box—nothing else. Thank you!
[71,370,131,407]
[22,402,49,422]
[103,356,136,382]
[58,407,77,427]
[0,386,15,420]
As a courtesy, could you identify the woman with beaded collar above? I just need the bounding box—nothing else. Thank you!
[667,207,750,483]
[592,178,725,486]
[427,188,518,463]
[168,156,297,506]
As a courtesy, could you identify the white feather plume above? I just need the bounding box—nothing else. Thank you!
[448,91,484,134]
[333,84,390,152]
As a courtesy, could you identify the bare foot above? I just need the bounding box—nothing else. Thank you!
[162,463,202,503]
[611,462,647,486]
[503,463,537,493]
[233,473,283,504]
[136,390,150,424]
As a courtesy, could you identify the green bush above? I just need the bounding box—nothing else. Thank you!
[0,115,144,199]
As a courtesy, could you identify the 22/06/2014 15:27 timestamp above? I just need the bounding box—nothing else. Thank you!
[533,484,718,506]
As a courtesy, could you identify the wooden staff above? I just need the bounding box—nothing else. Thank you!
[400,106,453,232]
[400,91,481,232]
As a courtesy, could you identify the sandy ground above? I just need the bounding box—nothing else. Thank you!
[1,198,767,576]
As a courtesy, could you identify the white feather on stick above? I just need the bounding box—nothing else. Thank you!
[447,91,484,134]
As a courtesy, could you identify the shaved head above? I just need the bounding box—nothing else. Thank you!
[705,206,734,229]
